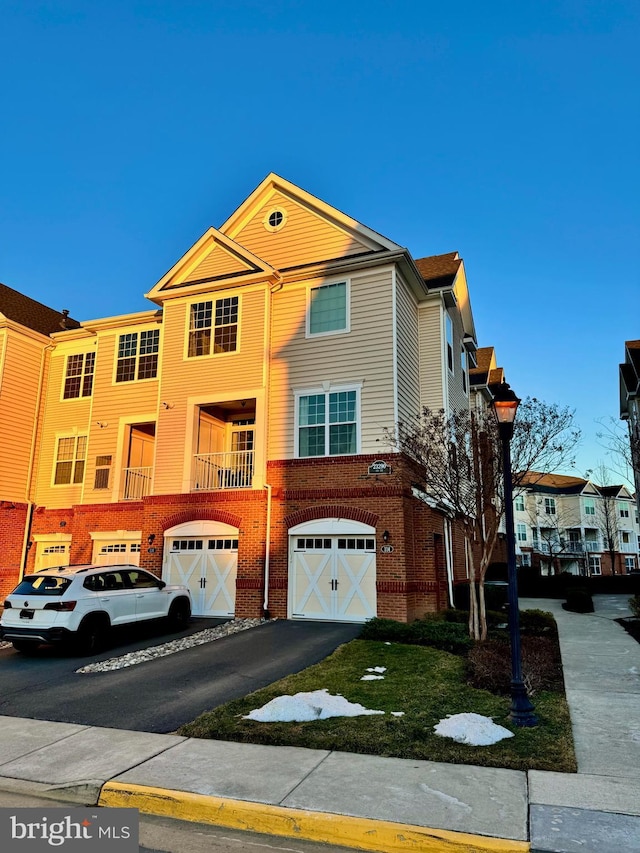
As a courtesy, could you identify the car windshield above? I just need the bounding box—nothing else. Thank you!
[11,576,72,597]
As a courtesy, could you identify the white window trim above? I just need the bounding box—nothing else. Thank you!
[294,382,362,458]
[51,433,87,488]
[305,279,350,339]
[111,325,161,385]
[183,294,242,360]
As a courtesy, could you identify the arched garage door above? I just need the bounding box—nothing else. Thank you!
[289,518,377,622]
[163,520,238,617]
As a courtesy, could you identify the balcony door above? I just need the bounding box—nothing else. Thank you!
[123,424,155,500]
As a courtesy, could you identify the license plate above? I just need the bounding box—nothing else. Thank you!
[20,609,34,619]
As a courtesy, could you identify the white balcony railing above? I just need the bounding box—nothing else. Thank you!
[193,451,254,491]
[122,466,153,500]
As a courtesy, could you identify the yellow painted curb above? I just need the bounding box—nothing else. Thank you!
[99,781,530,853]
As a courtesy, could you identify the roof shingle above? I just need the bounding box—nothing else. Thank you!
[0,283,79,336]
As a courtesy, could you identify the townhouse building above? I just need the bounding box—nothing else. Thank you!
[620,340,640,517]
[513,472,640,576]
[2,174,483,622]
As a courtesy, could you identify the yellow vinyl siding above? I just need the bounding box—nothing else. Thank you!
[228,190,372,271]
[152,289,267,494]
[184,240,259,282]
[34,322,161,507]
[0,330,47,501]
[418,303,444,412]
[395,272,421,426]
[269,268,395,459]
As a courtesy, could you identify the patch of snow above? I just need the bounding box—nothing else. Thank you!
[366,666,387,673]
[434,713,514,746]
[361,674,384,681]
[243,689,385,722]
[391,711,405,717]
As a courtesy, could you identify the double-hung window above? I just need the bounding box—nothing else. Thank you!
[619,502,630,519]
[63,352,95,399]
[544,497,556,515]
[584,499,595,516]
[515,495,525,512]
[297,388,358,457]
[517,523,527,542]
[307,282,348,336]
[188,297,238,357]
[54,436,87,485]
[116,329,159,382]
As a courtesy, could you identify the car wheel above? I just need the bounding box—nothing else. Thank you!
[12,640,40,654]
[76,616,109,656]
[168,599,191,631]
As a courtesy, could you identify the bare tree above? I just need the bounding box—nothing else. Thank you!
[592,463,620,576]
[596,417,636,488]
[388,398,581,640]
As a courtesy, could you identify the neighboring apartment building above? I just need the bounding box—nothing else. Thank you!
[2,174,483,622]
[513,472,640,576]
[620,340,640,517]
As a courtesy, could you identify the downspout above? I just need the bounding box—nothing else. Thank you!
[444,516,454,607]
[263,482,272,617]
[20,342,55,578]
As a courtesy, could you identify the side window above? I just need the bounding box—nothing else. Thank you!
[63,352,95,399]
[127,570,160,589]
[445,315,454,373]
[307,281,348,336]
[297,388,358,457]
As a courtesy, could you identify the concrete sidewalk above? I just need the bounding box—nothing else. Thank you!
[0,596,638,853]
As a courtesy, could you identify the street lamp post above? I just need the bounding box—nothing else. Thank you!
[491,381,538,727]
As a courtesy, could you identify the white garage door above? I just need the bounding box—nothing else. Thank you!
[163,521,238,617]
[290,534,377,622]
[93,542,142,566]
[35,543,70,571]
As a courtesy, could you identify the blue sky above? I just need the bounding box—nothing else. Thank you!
[1,1,638,480]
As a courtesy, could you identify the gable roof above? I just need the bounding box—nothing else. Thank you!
[0,282,79,336]
[414,252,461,289]
[519,471,589,494]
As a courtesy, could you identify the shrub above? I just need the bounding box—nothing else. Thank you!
[467,636,564,695]
[563,586,594,613]
[629,594,640,619]
[519,609,557,636]
[359,616,472,654]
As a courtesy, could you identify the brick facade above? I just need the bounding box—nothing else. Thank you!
[6,452,479,622]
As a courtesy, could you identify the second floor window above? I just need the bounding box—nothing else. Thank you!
[515,495,525,511]
[116,329,159,382]
[188,297,238,357]
[517,523,527,542]
[619,502,630,518]
[63,352,95,399]
[544,497,556,515]
[297,388,358,457]
[54,435,86,485]
[308,282,347,335]
[584,499,595,516]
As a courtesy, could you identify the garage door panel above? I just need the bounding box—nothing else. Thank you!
[203,551,236,616]
[290,537,376,623]
[291,552,332,619]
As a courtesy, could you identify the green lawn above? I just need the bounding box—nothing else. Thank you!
[178,638,576,772]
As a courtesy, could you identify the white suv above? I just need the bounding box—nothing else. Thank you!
[0,564,192,654]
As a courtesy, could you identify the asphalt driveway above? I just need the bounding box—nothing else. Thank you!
[0,619,361,733]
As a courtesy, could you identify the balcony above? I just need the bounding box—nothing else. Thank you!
[193,450,254,491]
[122,466,153,500]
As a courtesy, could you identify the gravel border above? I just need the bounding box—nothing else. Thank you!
[0,618,271,669]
